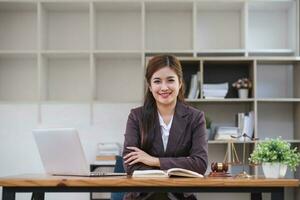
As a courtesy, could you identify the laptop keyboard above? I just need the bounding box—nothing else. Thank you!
[89,172,127,177]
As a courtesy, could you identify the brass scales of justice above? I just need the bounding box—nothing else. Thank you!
[209,133,259,178]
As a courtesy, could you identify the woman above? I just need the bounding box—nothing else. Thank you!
[123,55,208,200]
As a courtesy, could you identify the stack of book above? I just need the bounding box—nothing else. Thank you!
[214,126,239,141]
[203,82,228,99]
[95,142,121,165]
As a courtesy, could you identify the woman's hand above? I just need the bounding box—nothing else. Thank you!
[124,146,160,167]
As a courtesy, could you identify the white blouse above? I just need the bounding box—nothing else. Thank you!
[158,112,174,151]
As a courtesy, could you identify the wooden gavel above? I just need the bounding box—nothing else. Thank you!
[211,162,228,173]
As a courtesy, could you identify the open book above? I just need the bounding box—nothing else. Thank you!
[132,168,203,178]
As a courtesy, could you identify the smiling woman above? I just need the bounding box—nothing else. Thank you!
[122,55,208,200]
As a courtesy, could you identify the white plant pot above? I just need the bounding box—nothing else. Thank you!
[262,162,281,178]
[238,89,249,99]
[279,164,288,178]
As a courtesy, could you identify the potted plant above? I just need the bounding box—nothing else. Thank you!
[232,78,252,99]
[249,138,300,178]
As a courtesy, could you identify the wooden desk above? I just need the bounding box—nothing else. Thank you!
[0,174,299,200]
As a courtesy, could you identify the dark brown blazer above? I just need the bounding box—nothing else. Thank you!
[122,101,208,175]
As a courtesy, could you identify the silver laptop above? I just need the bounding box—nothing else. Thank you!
[33,128,126,177]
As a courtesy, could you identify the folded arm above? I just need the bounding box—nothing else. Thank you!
[122,110,159,174]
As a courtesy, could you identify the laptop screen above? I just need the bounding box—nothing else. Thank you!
[33,128,90,176]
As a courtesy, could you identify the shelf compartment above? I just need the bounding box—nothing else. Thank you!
[248,1,296,53]
[192,101,254,136]
[203,60,254,98]
[94,53,143,103]
[0,2,37,51]
[257,102,299,140]
[94,2,142,51]
[0,54,38,101]
[180,60,201,98]
[40,54,90,102]
[196,2,245,51]
[40,2,90,50]
[256,60,300,98]
[145,2,193,51]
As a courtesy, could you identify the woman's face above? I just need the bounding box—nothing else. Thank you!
[149,66,182,107]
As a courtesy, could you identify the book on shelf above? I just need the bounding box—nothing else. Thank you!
[187,73,200,99]
[195,88,200,99]
[236,111,254,141]
[237,113,245,132]
[132,168,203,178]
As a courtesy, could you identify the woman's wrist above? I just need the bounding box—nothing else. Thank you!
[151,157,160,167]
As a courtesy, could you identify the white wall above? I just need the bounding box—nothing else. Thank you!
[0,103,140,200]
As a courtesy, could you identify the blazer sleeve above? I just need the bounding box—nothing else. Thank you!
[159,111,208,175]
[122,109,156,175]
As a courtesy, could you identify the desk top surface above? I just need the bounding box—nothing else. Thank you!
[0,174,299,187]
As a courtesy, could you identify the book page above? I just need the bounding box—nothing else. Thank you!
[167,168,203,178]
[132,170,168,178]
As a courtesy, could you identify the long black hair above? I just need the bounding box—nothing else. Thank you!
[141,55,185,150]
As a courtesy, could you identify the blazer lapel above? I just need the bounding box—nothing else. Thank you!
[152,112,165,156]
[165,102,189,156]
